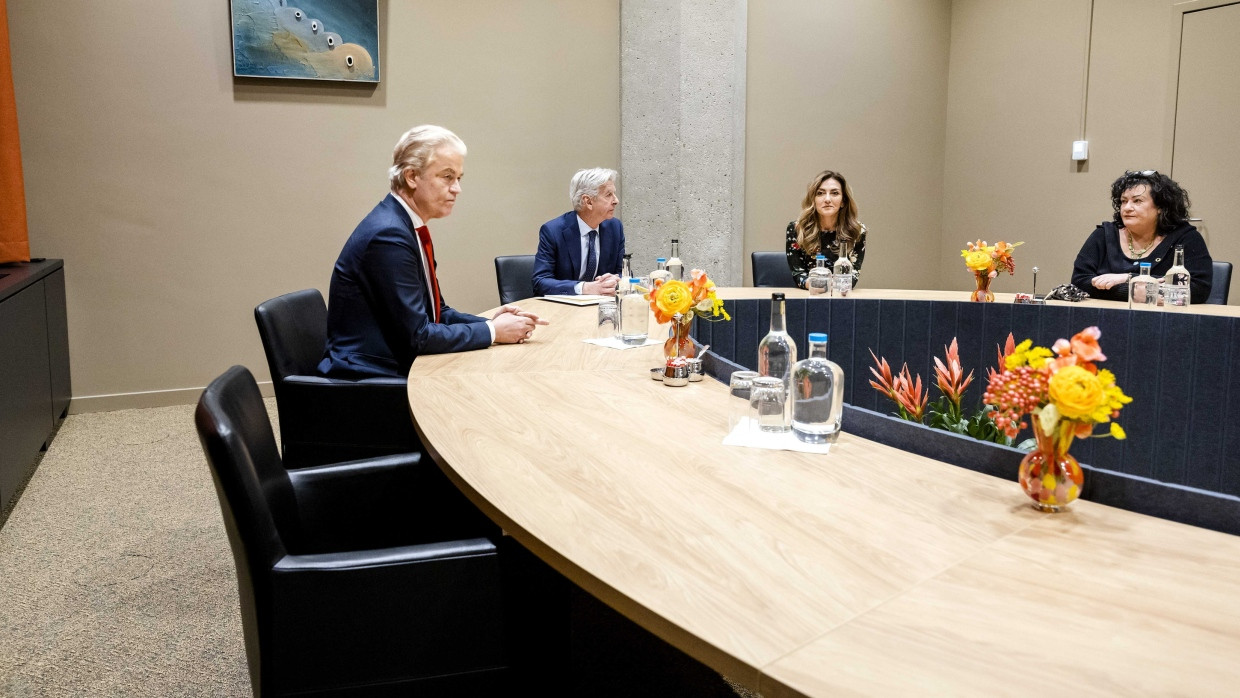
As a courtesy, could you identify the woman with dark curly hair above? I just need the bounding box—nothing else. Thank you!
[1072,170,1212,303]
[785,170,867,289]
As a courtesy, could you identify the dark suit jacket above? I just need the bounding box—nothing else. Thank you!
[532,211,625,296]
[318,194,491,379]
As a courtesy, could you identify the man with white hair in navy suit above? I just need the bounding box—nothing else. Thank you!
[532,168,626,297]
[319,124,547,379]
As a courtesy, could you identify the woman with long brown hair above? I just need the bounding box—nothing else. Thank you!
[785,170,867,289]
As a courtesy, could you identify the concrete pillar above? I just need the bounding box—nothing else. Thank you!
[620,0,747,285]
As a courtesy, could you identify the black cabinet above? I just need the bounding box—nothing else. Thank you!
[0,260,71,520]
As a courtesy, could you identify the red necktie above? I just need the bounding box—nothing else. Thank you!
[414,226,442,323]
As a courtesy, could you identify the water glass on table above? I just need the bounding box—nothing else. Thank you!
[750,377,790,433]
[728,370,759,431]
[597,298,619,339]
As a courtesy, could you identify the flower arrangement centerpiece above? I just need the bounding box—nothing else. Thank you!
[961,240,1023,302]
[868,338,1011,445]
[985,326,1132,512]
[645,269,730,359]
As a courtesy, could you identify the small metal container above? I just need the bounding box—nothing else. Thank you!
[650,367,664,381]
[662,363,689,387]
[686,357,703,382]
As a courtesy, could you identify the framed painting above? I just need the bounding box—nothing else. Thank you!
[231,0,380,83]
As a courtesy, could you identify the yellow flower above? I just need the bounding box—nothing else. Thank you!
[654,280,694,319]
[1048,365,1109,421]
[1110,422,1127,440]
[1005,339,1053,370]
[962,249,994,272]
[1096,369,1133,412]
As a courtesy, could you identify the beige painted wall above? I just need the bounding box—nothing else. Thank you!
[8,0,619,409]
[746,0,952,290]
[939,0,1178,294]
[7,0,1209,408]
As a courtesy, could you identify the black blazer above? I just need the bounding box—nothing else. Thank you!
[1071,220,1212,304]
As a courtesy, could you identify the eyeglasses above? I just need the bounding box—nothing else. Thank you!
[1125,169,1159,177]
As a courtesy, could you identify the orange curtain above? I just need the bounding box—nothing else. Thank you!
[0,0,30,264]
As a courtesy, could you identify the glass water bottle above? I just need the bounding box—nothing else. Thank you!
[617,253,634,296]
[791,333,845,444]
[832,240,854,296]
[807,254,831,296]
[1129,262,1159,308]
[650,257,671,287]
[1163,245,1191,309]
[757,293,797,429]
[619,279,649,345]
[667,239,684,281]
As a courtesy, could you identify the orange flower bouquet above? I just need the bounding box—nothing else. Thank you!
[961,240,1023,302]
[985,327,1132,511]
[645,269,730,359]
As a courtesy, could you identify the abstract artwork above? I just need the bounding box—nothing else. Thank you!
[231,0,379,82]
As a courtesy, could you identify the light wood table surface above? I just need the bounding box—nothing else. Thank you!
[408,289,1240,696]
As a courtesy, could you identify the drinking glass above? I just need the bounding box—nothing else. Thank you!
[728,370,759,432]
[1163,285,1190,309]
[750,376,790,433]
[596,299,619,339]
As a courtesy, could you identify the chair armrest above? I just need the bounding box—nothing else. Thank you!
[277,376,422,467]
[274,536,498,571]
[289,453,499,552]
[268,538,507,692]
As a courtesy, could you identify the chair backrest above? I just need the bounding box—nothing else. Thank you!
[1209,261,1232,305]
[751,251,790,287]
[494,255,536,305]
[254,289,328,382]
[195,365,301,688]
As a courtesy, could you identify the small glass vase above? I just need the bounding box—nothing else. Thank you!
[1018,413,1084,512]
[969,271,995,302]
[663,316,696,359]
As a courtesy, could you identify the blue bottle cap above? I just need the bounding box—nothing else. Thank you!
[815,254,826,260]
[808,332,828,342]
[656,257,667,262]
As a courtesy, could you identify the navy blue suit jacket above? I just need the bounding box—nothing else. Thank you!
[532,211,625,296]
[318,194,491,379]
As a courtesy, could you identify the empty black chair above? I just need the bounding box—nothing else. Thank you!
[195,365,508,697]
[255,289,418,468]
[751,251,791,287]
[1208,261,1232,305]
[495,254,537,305]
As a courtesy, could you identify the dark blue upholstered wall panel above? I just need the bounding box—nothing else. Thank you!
[695,297,1240,503]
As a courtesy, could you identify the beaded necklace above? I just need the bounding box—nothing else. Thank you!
[1125,229,1159,258]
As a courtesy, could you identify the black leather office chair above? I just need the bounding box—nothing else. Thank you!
[1208,261,1232,305]
[195,365,509,697]
[751,251,791,287]
[495,255,537,304]
[254,289,418,468]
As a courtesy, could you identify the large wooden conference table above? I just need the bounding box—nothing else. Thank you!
[408,289,1240,697]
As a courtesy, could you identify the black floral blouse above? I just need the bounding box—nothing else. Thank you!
[785,221,867,289]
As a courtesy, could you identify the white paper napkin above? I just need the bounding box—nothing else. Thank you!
[722,418,833,454]
[582,337,662,350]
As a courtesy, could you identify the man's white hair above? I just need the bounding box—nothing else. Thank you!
[569,168,618,211]
[388,125,467,193]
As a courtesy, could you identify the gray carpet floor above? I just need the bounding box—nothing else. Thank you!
[0,403,761,698]
[0,402,267,697]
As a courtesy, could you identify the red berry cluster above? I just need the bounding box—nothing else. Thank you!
[984,366,1049,438]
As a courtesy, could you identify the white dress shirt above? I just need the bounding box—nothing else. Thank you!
[575,214,600,294]
[393,194,495,343]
